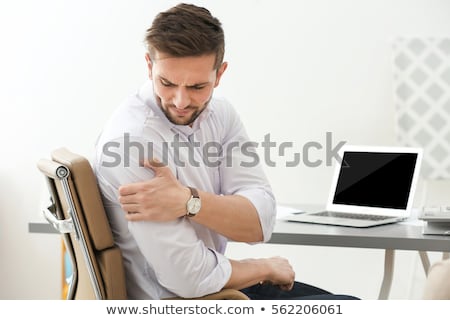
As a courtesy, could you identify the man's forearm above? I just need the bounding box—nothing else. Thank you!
[224,257,295,291]
[224,259,269,290]
[191,191,264,242]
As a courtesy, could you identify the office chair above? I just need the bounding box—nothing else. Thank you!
[37,147,249,300]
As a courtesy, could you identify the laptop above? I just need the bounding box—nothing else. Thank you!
[287,145,423,227]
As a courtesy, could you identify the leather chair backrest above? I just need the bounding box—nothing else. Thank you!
[38,148,127,299]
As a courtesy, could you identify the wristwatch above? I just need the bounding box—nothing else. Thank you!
[186,186,201,217]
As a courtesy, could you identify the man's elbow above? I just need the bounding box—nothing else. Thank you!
[169,286,222,299]
[250,227,265,243]
[160,275,220,299]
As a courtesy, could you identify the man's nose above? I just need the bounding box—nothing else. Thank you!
[173,88,190,109]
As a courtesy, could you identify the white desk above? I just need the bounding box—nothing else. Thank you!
[269,205,450,299]
[29,205,449,299]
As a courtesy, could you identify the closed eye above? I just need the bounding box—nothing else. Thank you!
[159,76,209,90]
[160,78,175,87]
[188,85,207,90]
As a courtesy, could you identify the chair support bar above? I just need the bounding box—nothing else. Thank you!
[43,204,74,234]
[59,176,103,299]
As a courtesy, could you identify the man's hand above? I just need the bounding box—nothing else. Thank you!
[118,159,191,221]
[264,256,295,291]
[226,256,295,292]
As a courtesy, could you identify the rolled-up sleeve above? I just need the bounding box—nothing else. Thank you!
[235,187,276,242]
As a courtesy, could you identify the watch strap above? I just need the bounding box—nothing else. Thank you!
[186,186,200,217]
[187,186,199,199]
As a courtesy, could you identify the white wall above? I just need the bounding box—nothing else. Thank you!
[1,0,449,299]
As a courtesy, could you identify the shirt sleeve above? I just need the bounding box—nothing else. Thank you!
[218,102,277,243]
[95,136,232,298]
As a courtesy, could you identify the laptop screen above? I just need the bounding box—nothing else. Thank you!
[332,151,419,209]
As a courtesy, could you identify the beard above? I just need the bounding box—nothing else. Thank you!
[154,94,211,126]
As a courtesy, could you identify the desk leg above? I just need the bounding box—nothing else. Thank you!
[378,249,394,300]
[419,251,430,275]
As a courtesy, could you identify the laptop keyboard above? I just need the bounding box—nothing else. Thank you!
[311,211,392,221]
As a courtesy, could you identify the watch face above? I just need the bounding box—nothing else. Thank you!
[187,198,201,214]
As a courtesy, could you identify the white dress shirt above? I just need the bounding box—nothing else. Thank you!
[93,81,276,299]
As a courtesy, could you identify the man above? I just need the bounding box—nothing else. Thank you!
[94,3,355,300]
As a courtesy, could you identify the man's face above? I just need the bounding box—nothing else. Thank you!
[146,52,227,126]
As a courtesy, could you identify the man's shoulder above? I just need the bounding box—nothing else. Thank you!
[208,96,240,122]
[97,89,151,143]
[210,95,233,110]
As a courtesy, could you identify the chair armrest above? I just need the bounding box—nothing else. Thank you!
[195,288,249,300]
[167,288,249,300]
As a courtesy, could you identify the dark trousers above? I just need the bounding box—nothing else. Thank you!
[240,281,359,300]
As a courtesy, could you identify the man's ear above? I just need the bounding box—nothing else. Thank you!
[145,53,153,78]
[214,62,228,87]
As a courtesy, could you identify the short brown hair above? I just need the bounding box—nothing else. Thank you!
[144,3,225,70]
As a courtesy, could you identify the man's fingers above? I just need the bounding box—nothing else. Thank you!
[118,193,140,204]
[118,184,140,196]
[121,203,140,213]
[143,158,162,168]
[124,212,145,221]
[278,282,294,291]
[143,158,172,176]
